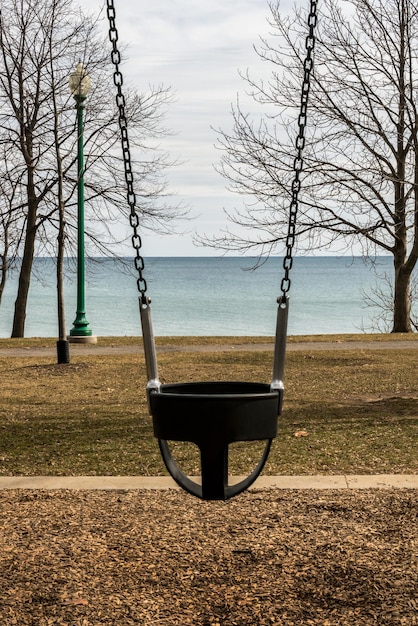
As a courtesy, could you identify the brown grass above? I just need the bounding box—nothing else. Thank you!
[0,336,417,476]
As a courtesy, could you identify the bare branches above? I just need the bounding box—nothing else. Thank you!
[202,0,418,331]
[205,1,416,253]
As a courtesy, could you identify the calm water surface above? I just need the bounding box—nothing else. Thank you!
[0,256,394,337]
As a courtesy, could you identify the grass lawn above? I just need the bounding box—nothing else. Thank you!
[0,335,417,476]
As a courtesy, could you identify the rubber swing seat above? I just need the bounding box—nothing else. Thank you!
[150,381,281,500]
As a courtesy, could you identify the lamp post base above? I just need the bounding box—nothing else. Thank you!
[69,312,95,343]
[68,334,98,344]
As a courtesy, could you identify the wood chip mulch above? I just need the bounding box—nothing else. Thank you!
[0,488,417,625]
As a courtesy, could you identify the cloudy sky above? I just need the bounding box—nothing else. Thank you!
[80,0,288,256]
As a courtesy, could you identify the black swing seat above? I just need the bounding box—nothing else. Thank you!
[150,381,281,500]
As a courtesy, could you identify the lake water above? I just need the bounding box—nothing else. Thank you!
[0,256,395,337]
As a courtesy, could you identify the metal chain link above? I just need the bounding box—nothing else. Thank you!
[280,0,318,300]
[106,0,148,298]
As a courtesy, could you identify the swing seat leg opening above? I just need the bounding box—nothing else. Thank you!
[150,382,281,500]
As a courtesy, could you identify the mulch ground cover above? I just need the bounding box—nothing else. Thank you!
[0,488,416,625]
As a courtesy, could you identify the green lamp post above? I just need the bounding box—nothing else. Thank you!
[69,63,96,343]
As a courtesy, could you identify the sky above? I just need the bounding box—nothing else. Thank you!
[80,0,287,256]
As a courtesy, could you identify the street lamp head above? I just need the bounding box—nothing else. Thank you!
[69,62,92,100]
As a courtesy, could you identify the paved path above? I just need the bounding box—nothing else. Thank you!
[0,475,416,490]
[1,338,417,358]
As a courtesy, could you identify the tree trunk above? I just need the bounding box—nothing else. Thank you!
[56,213,70,362]
[11,212,36,337]
[392,261,412,333]
[57,202,66,341]
[11,161,37,338]
[0,253,7,305]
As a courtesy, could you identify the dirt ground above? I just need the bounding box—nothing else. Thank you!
[0,488,416,625]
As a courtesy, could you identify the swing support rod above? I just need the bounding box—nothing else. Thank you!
[270,296,289,412]
[139,296,161,397]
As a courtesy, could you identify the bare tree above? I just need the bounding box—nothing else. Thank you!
[0,0,179,337]
[46,0,69,362]
[206,0,418,333]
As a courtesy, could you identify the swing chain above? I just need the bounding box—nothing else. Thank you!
[106,0,147,299]
[280,0,318,300]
